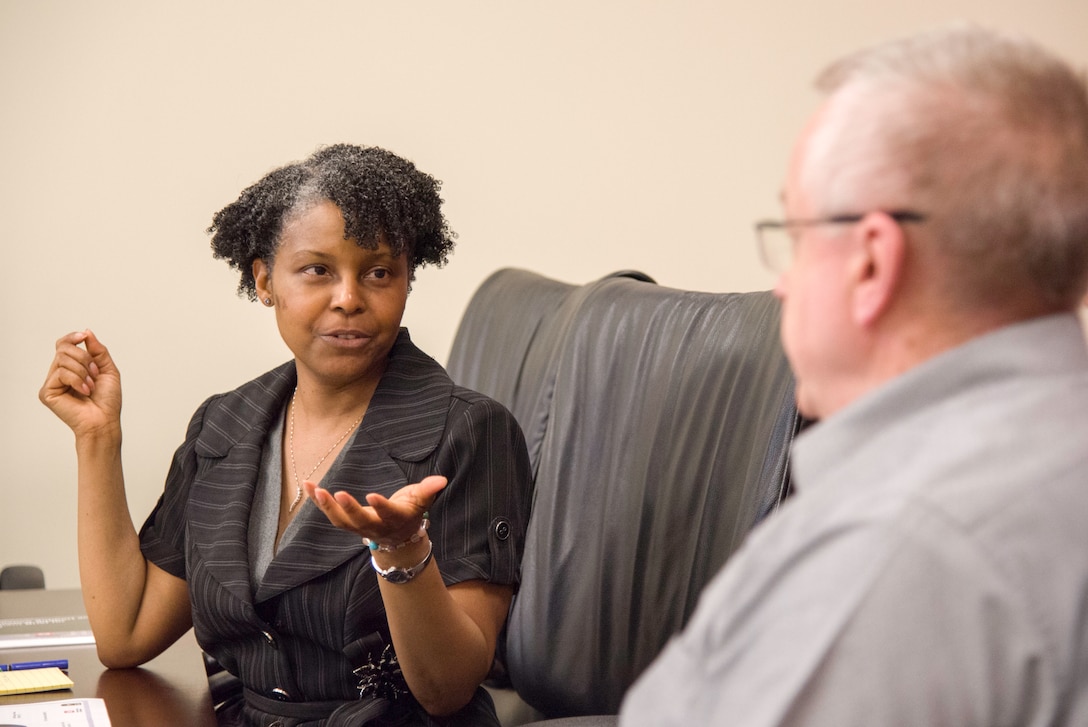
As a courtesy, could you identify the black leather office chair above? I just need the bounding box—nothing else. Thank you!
[447,270,801,725]
[0,565,46,590]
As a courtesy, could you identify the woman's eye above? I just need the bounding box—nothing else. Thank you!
[369,268,389,280]
[304,264,329,276]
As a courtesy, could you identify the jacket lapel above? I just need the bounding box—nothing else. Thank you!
[188,362,296,606]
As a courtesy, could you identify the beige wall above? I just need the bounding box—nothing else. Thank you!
[2,1,1086,588]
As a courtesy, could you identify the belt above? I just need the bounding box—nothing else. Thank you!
[243,688,347,720]
[242,687,410,726]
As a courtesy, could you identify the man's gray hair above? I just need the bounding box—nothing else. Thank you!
[803,24,1088,311]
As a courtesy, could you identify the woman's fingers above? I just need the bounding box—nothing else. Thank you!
[303,482,372,531]
[48,330,109,396]
[306,476,448,540]
[43,336,92,398]
[82,329,116,375]
[366,475,448,516]
[39,330,123,435]
[414,475,449,502]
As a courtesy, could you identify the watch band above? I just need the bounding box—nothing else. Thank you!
[371,540,434,584]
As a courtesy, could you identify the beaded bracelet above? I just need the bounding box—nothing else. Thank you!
[363,514,430,552]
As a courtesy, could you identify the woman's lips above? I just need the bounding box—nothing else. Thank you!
[320,330,372,347]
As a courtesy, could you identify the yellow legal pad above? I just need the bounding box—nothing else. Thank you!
[0,667,74,695]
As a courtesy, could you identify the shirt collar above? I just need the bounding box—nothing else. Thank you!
[791,313,1088,493]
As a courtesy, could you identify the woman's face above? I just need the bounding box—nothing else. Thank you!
[253,200,409,390]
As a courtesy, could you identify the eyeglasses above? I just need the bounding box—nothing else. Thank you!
[755,210,926,274]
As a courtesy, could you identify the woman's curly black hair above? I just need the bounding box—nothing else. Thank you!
[209,144,456,300]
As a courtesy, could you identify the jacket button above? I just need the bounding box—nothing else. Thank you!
[270,687,291,701]
[268,722,284,727]
[261,630,277,648]
[494,519,511,541]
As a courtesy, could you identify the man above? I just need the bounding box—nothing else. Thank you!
[620,24,1088,726]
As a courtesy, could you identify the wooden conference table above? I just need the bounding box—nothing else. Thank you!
[0,588,216,726]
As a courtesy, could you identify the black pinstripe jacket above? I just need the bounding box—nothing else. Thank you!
[139,330,532,726]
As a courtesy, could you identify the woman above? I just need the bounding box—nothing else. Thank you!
[39,144,532,726]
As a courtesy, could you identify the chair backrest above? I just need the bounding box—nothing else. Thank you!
[447,269,800,718]
[447,268,579,469]
[447,269,654,472]
[0,565,46,590]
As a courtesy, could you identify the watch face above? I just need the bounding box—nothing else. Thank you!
[384,569,412,584]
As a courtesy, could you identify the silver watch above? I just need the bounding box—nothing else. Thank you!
[371,541,434,584]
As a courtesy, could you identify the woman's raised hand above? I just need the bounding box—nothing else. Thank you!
[304,475,448,544]
[39,329,123,436]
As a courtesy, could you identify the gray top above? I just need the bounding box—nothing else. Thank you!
[620,313,1088,727]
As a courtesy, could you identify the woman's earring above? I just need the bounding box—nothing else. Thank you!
[263,297,273,307]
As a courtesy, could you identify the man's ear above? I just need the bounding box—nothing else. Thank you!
[850,211,906,327]
[253,259,272,304]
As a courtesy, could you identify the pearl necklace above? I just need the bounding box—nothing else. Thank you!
[287,389,364,513]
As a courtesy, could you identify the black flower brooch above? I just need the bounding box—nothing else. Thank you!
[355,643,410,701]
